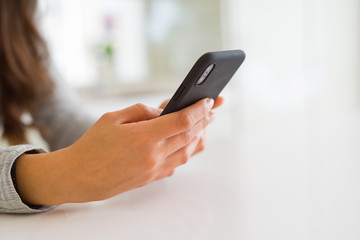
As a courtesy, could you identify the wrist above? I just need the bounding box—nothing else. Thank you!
[15,149,68,206]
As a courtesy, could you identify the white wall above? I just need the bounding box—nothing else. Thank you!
[224,0,359,119]
[222,1,360,239]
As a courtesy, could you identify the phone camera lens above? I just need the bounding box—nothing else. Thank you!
[195,63,215,86]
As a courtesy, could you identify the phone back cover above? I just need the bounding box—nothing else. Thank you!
[161,50,245,115]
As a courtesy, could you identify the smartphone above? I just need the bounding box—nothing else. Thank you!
[160,50,246,116]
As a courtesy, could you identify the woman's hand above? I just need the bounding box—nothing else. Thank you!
[159,96,224,157]
[16,98,217,206]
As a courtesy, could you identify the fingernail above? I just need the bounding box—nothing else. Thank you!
[206,98,214,107]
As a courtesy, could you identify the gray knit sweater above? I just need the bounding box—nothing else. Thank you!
[0,81,95,214]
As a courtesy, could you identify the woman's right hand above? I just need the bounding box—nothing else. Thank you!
[16,98,215,206]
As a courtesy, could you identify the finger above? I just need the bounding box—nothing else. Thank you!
[115,135,200,190]
[155,136,199,181]
[108,104,162,124]
[162,96,223,110]
[149,98,214,140]
[212,96,224,110]
[162,112,214,157]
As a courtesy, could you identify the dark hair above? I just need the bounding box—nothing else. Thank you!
[0,0,53,144]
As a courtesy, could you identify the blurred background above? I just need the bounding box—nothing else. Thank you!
[37,0,360,239]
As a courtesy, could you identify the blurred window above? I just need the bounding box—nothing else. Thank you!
[38,0,222,94]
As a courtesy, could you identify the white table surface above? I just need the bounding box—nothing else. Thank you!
[1,96,360,240]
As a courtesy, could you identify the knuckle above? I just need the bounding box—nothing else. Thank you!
[197,138,205,151]
[181,130,193,144]
[100,112,115,123]
[180,148,190,164]
[167,169,175,177]
[198,142,205,152]
[144,156,158,170]
[134,103,160,119]
[135,103,148,112]
[178,112,193,130]
[135,103,156,117]
[145,172,157,183]
[181,156,189,165]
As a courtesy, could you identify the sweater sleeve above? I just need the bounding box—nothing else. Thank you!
[0,145,55,214]
[0,80,96,214]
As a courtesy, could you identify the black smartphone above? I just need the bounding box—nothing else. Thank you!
[160,50,246,115]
